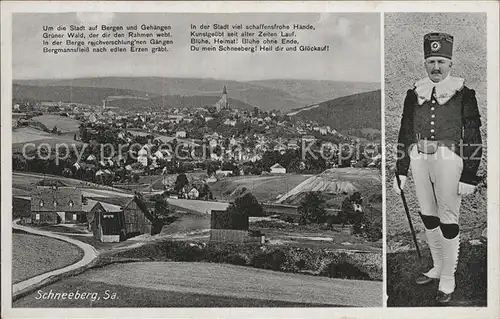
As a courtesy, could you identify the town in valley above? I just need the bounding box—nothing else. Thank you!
[12,78,383,307]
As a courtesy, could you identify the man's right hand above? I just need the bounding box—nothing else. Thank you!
[393,175,407,194]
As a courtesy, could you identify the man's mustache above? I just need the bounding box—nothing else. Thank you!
[431,70,442,74]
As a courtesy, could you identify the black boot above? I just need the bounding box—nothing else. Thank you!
[436,290,453,304]
[415,273,435,285]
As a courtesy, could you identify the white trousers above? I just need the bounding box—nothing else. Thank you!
[410,145,463,224]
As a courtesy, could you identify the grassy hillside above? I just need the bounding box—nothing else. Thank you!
[30,115,80,132]
[250,79,380,106]
[290,90,381,131]
[14,261,382,307]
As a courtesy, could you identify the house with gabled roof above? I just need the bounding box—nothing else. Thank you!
[270,163,286,174]
[31,186,85,224]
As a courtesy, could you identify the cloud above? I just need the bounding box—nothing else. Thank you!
[76,12,115,25]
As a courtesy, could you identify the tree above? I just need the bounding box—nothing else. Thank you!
[198,183,212,200]
[298,192,327,224]
[230,192,265,217]
[174,173,189,193]
[152,196,178,225]
[132,174,140,183]
[206,161,218,176]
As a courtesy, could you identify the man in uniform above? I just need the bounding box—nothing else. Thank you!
[393,32,483,304]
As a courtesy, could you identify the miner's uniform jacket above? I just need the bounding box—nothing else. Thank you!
[396,77,483,187]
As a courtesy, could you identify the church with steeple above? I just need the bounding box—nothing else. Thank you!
[214,86,230,111]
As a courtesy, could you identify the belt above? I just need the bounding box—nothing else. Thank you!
[416,140,457,154]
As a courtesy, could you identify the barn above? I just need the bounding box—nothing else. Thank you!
[30,186,85,224]
[83,195,161,242]
[210,209,264,243]
[84,200,124,242]
[122,195,157,238]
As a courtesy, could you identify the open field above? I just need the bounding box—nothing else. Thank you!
[257,227,380,252]
[31,115,81,132]
[161,212,210,235]
[12,172,133,198]
[210,174,312,202]
[12,229,84,284]
[166,198,229,214]
[12,127,51,144]
[12,127,84,153]
[14,262,382,307]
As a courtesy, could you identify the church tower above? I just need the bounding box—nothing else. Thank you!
[215,85,229,111]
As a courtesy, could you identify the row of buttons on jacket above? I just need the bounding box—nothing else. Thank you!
[430,94,436,139]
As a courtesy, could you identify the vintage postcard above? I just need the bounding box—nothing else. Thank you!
[1,1,498,319]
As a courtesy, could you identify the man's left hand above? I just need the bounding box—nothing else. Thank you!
[458,182,476,196]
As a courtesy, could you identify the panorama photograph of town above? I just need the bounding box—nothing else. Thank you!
[11,12,382,307]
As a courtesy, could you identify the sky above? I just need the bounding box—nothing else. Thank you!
[13,12,380,82]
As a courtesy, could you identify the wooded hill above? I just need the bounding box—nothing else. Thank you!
[14,77,379,112]
[290,90,381,131]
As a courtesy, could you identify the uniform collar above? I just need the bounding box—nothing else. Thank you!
[414,75,465,105]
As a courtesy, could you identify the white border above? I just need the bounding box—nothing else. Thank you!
[1,1,499,319]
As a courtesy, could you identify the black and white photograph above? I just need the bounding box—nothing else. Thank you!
[7,12,383,308]
[385,13,488,307]
[2,2,499,319]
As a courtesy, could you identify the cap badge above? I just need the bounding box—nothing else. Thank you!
[431,41,441,51]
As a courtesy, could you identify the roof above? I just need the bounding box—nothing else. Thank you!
[83,199,122,213]
[124,195,156,222]
[31,186,83,212]
[270,163,285,169]
[82,199,98,212]
[87,196,133,208]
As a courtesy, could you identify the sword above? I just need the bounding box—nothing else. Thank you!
[395,174,422,262]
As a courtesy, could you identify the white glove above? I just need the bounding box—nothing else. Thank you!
[393,175,407,194]
[458,182,475,196]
